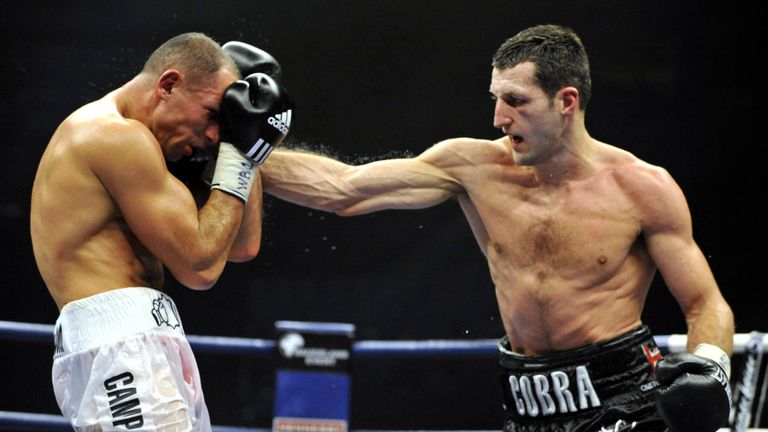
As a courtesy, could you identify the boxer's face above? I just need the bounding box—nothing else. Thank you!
[154,68,237,161]
[490,62,564,166]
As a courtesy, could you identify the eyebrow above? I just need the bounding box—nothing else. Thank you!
[489,87,525,98]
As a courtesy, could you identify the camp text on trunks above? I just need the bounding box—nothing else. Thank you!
[104,372,145,429]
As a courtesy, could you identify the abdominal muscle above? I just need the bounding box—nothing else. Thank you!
[487,239,654,355]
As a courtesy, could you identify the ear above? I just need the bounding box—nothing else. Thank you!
[558,87,580,115]
[157,70,182,99]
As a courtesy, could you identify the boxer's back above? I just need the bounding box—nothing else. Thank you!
[31,96,163,310]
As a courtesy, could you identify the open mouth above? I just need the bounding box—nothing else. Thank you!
[512,135,524,144]
[189,146,215,162]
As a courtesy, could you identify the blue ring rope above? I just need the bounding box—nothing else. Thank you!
[0,320,498,357]
[0,409,267,431]
[3,320,765,356]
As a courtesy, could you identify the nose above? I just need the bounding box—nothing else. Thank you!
[204,123,220,146]
[493,99,510,130]
[493,99,512,129]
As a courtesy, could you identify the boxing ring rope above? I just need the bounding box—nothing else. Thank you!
[1,319,766,431]
[0,319,501,357]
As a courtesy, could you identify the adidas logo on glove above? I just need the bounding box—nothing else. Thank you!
[268,109,292,134]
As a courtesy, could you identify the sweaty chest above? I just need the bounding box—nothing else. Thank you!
[517,216,584,267]
[486,187,640,272]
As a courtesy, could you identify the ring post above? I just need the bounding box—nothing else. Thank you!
[729,331,766,431]
[272,321,355,432]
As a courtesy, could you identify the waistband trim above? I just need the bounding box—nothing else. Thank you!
[54,287,185,356]
[498,326,654,370]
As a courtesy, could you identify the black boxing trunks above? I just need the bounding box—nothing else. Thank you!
[499,326,668,432]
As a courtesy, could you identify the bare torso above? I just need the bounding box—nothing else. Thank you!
[31,94,163,310]
[449,137,657,354]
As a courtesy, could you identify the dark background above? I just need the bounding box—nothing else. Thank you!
[0,1,763,429]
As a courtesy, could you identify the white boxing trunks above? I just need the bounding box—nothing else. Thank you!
[52,287,211,431]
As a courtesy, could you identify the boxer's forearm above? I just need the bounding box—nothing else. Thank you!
[229,171,263,262]
[261,149,357,212]
[684,296,735,355]
[162,190,244,290]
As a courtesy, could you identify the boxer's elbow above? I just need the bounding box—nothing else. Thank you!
[172,260,226,291]
[229,241,261,263]
[230,226,262,262]
[334,206,366,217]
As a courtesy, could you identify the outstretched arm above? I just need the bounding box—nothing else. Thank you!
[260,140,467,215]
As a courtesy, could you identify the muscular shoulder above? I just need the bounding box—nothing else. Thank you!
[66,105,153,153]
[611,154,677,200]
[608,151,690,233]
[420,136,510,168]
[62,105,161,175]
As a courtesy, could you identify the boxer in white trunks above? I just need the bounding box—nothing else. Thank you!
[31,33,293,431]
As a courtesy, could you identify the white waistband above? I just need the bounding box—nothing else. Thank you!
[54,287,185,355]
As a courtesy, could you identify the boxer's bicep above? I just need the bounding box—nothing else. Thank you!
[89,128,227,287]
[640,170,710,304]
[90,125,196,227]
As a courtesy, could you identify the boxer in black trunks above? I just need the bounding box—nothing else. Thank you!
[499,326,666,431]
[258,24,734,431]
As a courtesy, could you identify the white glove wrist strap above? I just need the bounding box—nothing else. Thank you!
[210,142,256,203]
[694,343,731,379]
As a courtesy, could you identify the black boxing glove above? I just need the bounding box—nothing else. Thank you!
[179,42,284,188]
[222,41,281,79]
[655,343,732,432]
[220,73,293,160]
[210,73,294,202]
[200,42,284,186]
